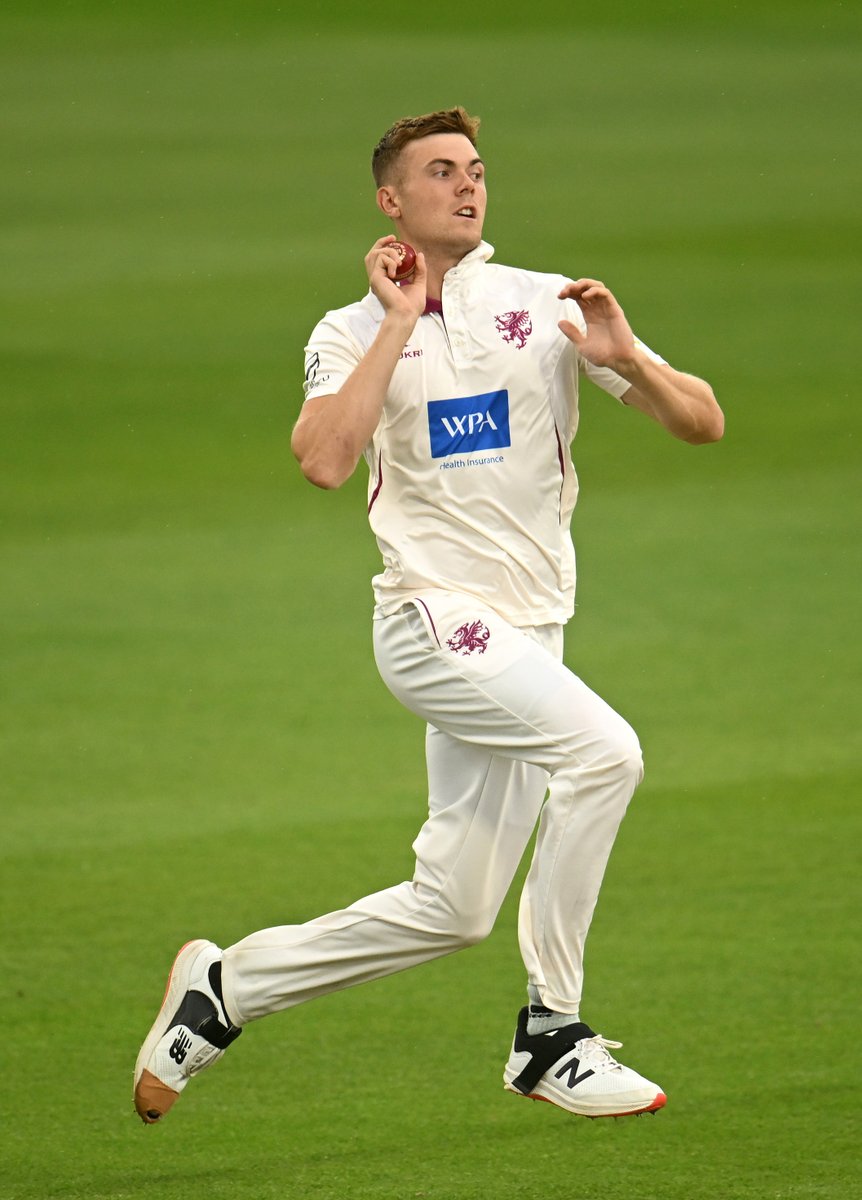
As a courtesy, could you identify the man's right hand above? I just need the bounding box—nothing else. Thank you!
[366,235,427,324]
[292,238,427,490]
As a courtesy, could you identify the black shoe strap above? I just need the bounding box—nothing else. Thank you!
[169,988,243,1050]
[199,1013,243,1049]
[510,1006,596,1095]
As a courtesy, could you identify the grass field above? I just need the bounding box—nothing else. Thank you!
[2,2,860,1197]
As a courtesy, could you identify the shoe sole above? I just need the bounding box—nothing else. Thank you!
[133,939,211,1124]
[504,1080,667,1119]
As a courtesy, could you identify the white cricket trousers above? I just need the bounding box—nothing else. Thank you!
[221,593,643,1026]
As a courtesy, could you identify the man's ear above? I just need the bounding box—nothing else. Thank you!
[376,185,401,219]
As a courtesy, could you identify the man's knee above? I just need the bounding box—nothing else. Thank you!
[409,882,498,950]
[449,907,496,948]
[613,721,644,786]
[557,716,644,786]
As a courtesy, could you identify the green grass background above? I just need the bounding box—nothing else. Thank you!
[2,1,859,1197]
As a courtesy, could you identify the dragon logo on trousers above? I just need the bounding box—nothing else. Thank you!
[447,621,492,656]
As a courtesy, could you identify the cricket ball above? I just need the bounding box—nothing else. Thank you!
[392,241,417,282]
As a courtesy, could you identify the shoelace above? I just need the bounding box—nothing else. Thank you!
[577,1034,624,1072]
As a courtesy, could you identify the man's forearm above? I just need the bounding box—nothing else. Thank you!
[618,356,724,445]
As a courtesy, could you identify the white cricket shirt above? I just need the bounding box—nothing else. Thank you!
[303,241,665,627]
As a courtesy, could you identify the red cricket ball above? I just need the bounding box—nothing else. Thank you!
[392,241,417,281]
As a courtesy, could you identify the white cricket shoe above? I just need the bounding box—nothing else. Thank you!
[133,939,242,1124]
[503,1007,666,1118]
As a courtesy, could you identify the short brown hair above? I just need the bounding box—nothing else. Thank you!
[372,106,481,185]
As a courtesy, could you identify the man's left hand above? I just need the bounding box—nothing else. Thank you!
[557,279,636,372]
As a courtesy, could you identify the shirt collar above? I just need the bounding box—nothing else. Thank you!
[452,240,494,270]
[423,241,494,313]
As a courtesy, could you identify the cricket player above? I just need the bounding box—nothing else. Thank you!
[134,107,723,1125]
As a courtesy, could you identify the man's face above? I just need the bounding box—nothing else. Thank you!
[379,133,487,257]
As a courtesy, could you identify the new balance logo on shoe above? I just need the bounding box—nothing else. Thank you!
[555,1055,595,1089]
[169,1030,193,1064]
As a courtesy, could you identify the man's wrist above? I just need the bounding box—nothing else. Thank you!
[608,348,648,382]
[381,308,419,340]
[382,302,420,328]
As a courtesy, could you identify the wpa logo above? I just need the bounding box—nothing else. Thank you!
[427,390,511,459]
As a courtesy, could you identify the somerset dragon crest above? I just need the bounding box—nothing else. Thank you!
[494,310,533,350]
[446,620,491,656]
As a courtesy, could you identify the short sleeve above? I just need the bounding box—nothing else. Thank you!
[560,294,666,401]
[582,337,667,400]
[303,314,364,402]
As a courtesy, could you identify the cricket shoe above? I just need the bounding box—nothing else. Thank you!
[503,1006,666,1118]
[133,939,242,1124]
